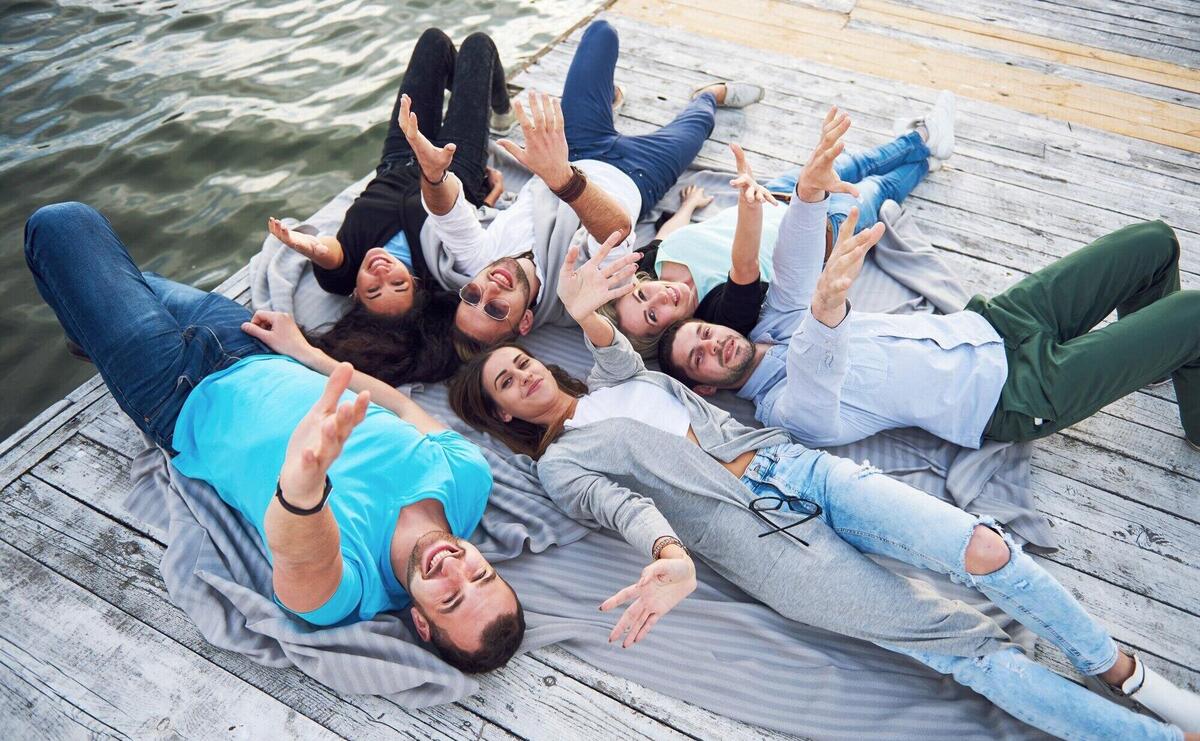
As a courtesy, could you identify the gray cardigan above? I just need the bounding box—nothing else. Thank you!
[535,325,1013,657]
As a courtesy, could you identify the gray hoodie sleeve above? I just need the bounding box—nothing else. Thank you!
[537,456,678,557]
[584,318,646,388]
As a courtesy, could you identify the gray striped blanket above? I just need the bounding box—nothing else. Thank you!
[126,156,1054,739]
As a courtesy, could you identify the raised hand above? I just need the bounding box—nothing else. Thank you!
[557,231,641,322]
[811,207,885,327]
[278,363,369,509]
[729,143,778,207]
[267,217,341,269]
[797,106,859,202]
[600,555,697,648]
[398,93,456,182]
[241,309,316,363]
[497,91,573,191]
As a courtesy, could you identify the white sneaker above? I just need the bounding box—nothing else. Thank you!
[693,81,765,108]
[1086,654,1200,729]
[893,90,956,170]
[489,106,517,136]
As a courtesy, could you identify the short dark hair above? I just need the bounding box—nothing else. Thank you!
[307,289,461,385]
[656,318,702,388]
[429,587,526,674]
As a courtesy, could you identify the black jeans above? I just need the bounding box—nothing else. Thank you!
[379,28,508,205]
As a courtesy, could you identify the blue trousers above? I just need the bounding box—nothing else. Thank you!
[763,130,930,241]
[562,20,716,220]
[24,202,268,452]
[740,444,1180,741]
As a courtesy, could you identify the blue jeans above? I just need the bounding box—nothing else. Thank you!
[24,202,269,452]
[562,20,715,220]
[764,130,930,243]
[739,444,1181,741]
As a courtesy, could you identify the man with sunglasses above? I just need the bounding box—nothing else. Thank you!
[402,20,764,352]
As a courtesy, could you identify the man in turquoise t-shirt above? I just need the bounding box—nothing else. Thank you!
[25,202,524,674]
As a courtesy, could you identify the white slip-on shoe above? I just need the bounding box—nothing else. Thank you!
[489,105,517,136]
[1085,654,1200,729]
[924,90,956,161]
[692,81,765,108]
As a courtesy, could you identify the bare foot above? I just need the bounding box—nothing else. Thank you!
[267,217,339,269]
[679,184,714,211]
[693,83,726,105]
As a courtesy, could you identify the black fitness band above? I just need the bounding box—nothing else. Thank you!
[275,475,333,516]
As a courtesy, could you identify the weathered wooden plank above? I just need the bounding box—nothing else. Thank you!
[1029,467,1200,615]
[0,537,339,739]
[0,375,109,490]
[533,646,797,741]
[574,14,1200,176]
[0,473,518,741]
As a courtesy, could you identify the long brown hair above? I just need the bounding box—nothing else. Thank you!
[306,289,461,386]
[448,343,587,459]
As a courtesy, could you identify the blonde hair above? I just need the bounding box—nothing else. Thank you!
[598,271,662,359]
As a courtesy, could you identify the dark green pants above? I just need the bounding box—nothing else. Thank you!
[967,220,1199,444]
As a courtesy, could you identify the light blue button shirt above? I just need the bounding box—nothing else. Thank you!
[735,197,1008,449]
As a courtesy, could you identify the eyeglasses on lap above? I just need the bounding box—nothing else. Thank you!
[748,495,823,547]
[458,283,511,321]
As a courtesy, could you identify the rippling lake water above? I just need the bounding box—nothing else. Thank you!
[0,0,600,439]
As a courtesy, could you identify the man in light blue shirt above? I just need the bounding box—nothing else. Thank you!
[658,109,1200,452]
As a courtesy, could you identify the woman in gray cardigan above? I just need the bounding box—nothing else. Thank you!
[448,233,1199,740]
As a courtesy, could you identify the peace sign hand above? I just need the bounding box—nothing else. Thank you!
[600,556,697,648]
[398,93,456,183]
[729,143,778,207]
[811,207,885,328]
[277,363,370,509]
[557,230,641,323]
[797,106,859,202]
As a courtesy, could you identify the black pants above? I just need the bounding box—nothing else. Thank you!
[323,29,508,293]
[380,27,508,204]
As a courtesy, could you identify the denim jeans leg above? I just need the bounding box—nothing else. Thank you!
[896,647,1182,741]
[25,203,203,446]
[562,20,621,159]
[834,131,929,181]
[807,455,1119,675]
[143,273,269,363]
[827,160,928,243]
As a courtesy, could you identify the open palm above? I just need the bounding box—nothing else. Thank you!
[600,557,697,648]
[398,93,456,181]
[797,106,859,200]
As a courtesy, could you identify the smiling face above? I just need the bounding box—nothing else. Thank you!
[405,531,517,653]
[455,257,532,346]
[355,248,415,317]
[479,345,561,423]
[666,320,757,388]
[612,279,697,340]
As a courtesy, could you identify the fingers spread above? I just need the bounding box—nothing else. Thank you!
[632,613,660,645]
[496,139,526,162]
[730,142,747,173]
[600,582,640,612]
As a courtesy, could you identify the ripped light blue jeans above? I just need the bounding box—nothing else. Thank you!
[740,443,1181,741]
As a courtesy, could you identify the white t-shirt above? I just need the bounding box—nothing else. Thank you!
[423,160,641,305]
[565,379,690,437]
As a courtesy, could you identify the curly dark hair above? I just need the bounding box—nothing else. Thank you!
[306,289,462,386]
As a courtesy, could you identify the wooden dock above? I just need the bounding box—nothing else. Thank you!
[1,0,1197,737]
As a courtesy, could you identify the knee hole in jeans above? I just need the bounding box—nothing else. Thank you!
[965,525,1011,575]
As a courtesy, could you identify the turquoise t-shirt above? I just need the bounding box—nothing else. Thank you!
[654,203,787,301]
[383,229,413,268]
[170,355,492,625]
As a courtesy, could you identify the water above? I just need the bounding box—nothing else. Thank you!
[0,0,599,440]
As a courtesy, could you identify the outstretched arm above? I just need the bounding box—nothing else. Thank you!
[499,92,633,248]
[241,311,446,434]
[265,364,368,614]
[267,217,344,271]
[728,143,778,286]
